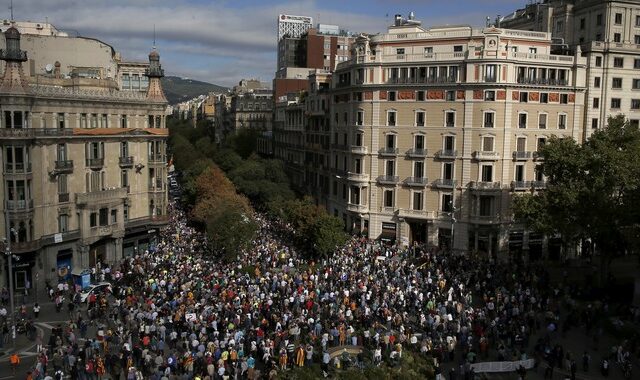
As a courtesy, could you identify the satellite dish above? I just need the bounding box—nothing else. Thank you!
[45,63,54,73]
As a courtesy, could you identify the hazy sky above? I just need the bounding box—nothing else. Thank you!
[11,0,526,86]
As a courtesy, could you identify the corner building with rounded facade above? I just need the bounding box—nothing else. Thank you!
[326,23,587,259]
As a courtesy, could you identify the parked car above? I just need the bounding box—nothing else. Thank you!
[79,282,112,303]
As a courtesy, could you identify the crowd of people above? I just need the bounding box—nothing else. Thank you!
[1,201,636,379]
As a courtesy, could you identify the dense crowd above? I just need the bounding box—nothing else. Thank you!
[2,202,636,379]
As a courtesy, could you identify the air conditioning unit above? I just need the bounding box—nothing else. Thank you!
[36,24,43,29]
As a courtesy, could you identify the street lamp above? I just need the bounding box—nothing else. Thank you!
[448,200,458,254]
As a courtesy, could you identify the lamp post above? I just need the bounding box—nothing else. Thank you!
[449,200,458,254]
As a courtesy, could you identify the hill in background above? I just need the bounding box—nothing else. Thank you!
[161,76,228,104]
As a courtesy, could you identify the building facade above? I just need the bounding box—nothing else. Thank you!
[325,18,586,258]
[501,0,640,135]
[0,25,168,291]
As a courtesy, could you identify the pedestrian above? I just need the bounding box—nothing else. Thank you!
[33,302,40,319]
[10,352,20,375]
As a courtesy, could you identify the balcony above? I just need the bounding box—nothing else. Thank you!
[4,162,32,174]
[377,175,400,185]
[378,147,399,156]
[469,215,501,224]
[119,156,134,168]
[5,199,34,211]
[148,154,165,164]
[398,209,435,220]
[76,187,128,206]
[58,193,70,203]
[512,151,532,160]
[331,144,348,151]
[125,215,170,230]
[350,145,368,155]
[85,158,104,169]
[406,148,427,158]
[511,181,532,191]
[516,77,569,86]
[386,76,457,85]
[346,203,369,213]
[404,177,429,187]
[433,179,455,188]
[11,240,40,253]
[435,149,457,159]
[533,151,545,160]
[532,181,546,189]
[55,160,74,173]
[472,151,500,161]
[469,181,501,191]
[0,128,74,138]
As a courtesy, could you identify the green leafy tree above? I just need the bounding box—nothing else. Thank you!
[513,115,640,273]
[205,202,258,259]
[310,214,348,257]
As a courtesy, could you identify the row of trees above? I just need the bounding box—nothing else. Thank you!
[513,115,640,275]
[168,119,347,258]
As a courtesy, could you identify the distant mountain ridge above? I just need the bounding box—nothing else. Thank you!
[161,76,228,104]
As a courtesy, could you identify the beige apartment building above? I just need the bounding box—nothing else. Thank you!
[326,16,586,258]
[0,25,168,291]
[501,0,640,134]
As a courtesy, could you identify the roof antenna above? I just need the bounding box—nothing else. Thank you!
[10,0,14,21]
[153,24,156,49]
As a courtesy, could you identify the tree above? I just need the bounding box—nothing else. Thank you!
[512,115,640,273]
[205,201,258,259]
[310,214,348,257]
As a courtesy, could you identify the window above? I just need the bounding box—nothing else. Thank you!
[614,33,621,43]
[355,133,363,147]
[515,165,525,182]
[483,112,495,128]
[386,134,396,149]
[540,93,548,104]
[444,135,455,151]
[630,119,639,128]
[615,13,623,24]
[386,160,395,176]
[537,137,547,151]
[519,92,528,103]
[518,113,528,129]
[635,35,640,44]
[485,91,495,101]
[580,18,586,30]
[594,77,601,87]
[514,137,526,153]
[560,94,568,104]
[479,196,493,217]
[596,14,602,26]
[482,136,494,152]
[388,91,397,101]
[354,158,362,174]
[611,98,621,109]
[632,99,640,110]
[593,97,600,109]
[443,162,454,180]
[446,91,455,101]
[58,173,68,195]
[99,208,108,226]
[396,48,405,55]
[80,113,87,129]
[120,115,127,128]
[424,47,433,55]
[535,165,544,182]
[414,161,424,178]
[445,111,455,127]
[614,57,624,68]
[558,114,567,129]
[57,113,65,129]
[90,212,97,228]
[442,194,453,212]
[58,214,68,233]
[414,135,425,150]
[384,190,394,208]
[121,170,129,191]
[595,56,602,67]
[485,64,497,82]
[481,165,493,182]
[592,118,599,129]
[596,34,602,41]
[637,15,640,27]
[633,79,640,89]
[416,91,425,101]
[538,113,547,129]
[453,45,463,52]
[612,78,622,88]
[555,20,564,33]
[415,111,425,127]
[387,110,396,126]
[412,192,423,211]
[635,59,640,69]
[111,209,117,224]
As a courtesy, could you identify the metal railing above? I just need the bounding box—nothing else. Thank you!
[86,158,104,168]
[406,148,427,157]
[435,149,457,159]
[512,151,532,160]
[473,151,500,160]
[469,181,502,190]
[378,147,399,156]
[511,181,532,190]
[386,76,457,84]
[433,179,455,188]
[350,146,368,154]
[5,199,34,210]
[404,177,429,186]
[119,156,134,167]
[376,175,399,184]
[58,193,70,203]
[76,187,127,205]
[55,160,74,171]
[0,128,74,138]
[516,77,569,86]
[4,162,32,173]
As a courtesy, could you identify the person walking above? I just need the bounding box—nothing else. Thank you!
[9,352,20,375]
[33,302,40,319]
